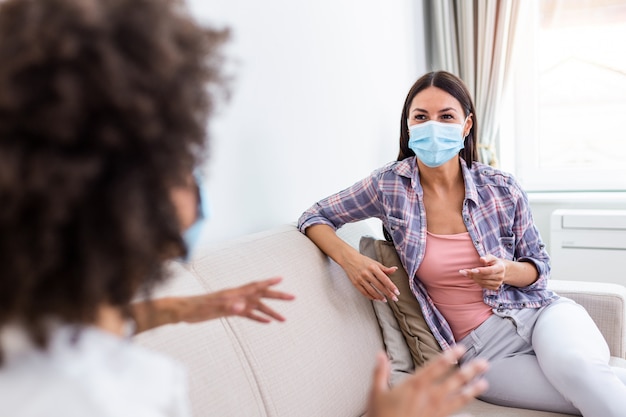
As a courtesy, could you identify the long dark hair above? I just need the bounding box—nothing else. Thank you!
[397,71,478,167]
[0,0,227,355]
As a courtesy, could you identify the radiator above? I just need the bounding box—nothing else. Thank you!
[550,209,626,286]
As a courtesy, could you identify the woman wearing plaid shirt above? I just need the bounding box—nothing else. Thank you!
[299,71,626,416]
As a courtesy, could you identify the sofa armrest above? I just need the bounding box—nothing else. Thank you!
[548,279,626,358]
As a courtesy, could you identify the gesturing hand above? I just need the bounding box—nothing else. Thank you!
[367,346,489,417]
[459,254,506,290]
[179,277,296,324]
[132,277,295,333]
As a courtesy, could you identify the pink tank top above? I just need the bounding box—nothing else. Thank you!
[417,231,493,341]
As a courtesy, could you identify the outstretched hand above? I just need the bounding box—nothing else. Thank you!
[132,277,295,333]
[367,346,488,417]
[179,276,295,324]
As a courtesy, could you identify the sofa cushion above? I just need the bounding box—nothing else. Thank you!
[188,224,383,417]
[359,237,442,374]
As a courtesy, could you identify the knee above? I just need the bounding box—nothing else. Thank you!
[539,349,609,387]
[537,342,583,366]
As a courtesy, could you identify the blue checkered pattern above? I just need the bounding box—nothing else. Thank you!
[298,157,559,350]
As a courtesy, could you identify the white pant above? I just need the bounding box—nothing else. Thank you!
[459,297,626,417]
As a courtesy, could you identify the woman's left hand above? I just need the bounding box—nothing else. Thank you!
[178,277,296,324]
[132,277,295,333]
[459,254,506,290]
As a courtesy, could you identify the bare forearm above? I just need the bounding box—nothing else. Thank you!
[305,224,400,301]
[503,260,539,287]
[131,298,181,334]
[304,224,360,268]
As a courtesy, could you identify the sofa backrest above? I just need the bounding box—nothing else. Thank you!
[134,222,384,417]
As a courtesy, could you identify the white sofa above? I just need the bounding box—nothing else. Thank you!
[134,221,626,417]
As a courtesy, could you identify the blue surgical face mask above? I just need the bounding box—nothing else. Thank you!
[181,173,210,262]
[408,118,468,167]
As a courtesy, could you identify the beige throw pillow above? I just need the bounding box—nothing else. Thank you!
[359,236,442,370]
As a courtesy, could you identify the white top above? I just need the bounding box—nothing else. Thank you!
[0,324,191,417]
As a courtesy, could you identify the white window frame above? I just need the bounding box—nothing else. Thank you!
[509,1,626,192]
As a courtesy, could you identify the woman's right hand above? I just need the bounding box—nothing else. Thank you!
[342,252,400,302]
[304,224,400,302]
[367,346,489,417]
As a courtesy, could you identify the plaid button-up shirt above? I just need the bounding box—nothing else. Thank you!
[298,157,559,350]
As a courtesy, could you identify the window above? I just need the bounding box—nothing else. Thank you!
[511,0,626,191]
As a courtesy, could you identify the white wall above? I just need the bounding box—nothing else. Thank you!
[187,0,626,282]
[187,0,426,244]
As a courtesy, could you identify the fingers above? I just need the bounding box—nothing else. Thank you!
[480,254,498,265]
[246,277,286,294]
[357,263,400,302]
[264,289,296,301]
[439,359,489,412]
[371,352,391,393]
[366,348,486,417]
[371,264,400,301]
[459,266,491,277]
[345,253,401,302]
[410,346,488,415]
[255,302,287,322]
[221,277,294,323]
[380,265,399,276]
[459,255,505,290]
[459,360,489,392]
[415,345,466,382]
[243,310,272,323]
[442,356,489,393]
[257,276,283,285]
[460,270,502,290]
[238,300,280,323]
[357,282,387,302]
[366,352,391,416]
[459,254,500,275]
[240,277,295,300]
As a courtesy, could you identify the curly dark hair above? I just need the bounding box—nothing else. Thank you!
[0,0,228,353]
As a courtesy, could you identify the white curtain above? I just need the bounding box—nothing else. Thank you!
[425,0,521,167]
